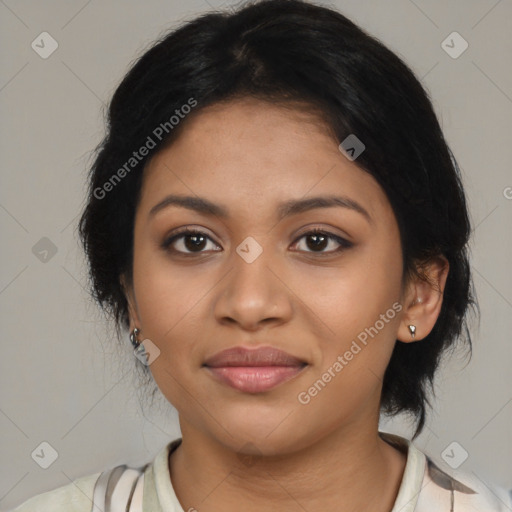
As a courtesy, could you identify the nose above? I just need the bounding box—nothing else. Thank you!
[213,245,293,331]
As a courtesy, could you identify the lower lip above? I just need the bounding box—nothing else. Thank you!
[205,365,305,393]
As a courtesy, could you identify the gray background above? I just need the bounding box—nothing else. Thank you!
[1,0,511,509]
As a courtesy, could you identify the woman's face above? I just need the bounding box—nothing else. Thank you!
[124,98,413,455]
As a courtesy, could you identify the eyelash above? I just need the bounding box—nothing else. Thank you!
[161,227,353,256]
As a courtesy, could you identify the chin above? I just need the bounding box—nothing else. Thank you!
[207,412,307,455]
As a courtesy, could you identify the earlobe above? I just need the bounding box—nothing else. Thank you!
[398,255,450,343]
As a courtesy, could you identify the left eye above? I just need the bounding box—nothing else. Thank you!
[292,230,353,254]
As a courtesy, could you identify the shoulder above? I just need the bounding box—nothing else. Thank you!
[10,440,179,512]
[417,455,512,511]
[380,432,512,512]
[10,472,102,512]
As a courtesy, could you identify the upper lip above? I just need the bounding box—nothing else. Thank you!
[203,346,307,368]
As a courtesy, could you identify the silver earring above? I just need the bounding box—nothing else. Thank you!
[407,325,416,340]
[130,327,141,348]
[130,327,147,361]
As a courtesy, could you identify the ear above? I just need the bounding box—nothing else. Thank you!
[120,273,141,331]
[397,255,450,343]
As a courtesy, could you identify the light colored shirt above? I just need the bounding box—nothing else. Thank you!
[10,431,512,511]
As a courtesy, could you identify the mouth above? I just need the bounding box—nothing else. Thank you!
[203,346,308,393]
[204,365,307,393]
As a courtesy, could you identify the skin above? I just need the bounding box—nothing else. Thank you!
[122,97,449,512]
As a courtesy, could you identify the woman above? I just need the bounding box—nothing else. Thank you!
[12,0,511,510]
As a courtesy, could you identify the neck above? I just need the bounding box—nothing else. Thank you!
[169,419,407,512]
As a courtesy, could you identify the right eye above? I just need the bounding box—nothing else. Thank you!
[161,228,222,255]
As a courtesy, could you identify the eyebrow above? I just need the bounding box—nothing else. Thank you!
[149,194,372,224]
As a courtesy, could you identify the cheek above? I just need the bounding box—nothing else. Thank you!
[133,264,205,409]
[130,261,212,402]
[295,242,402,331]
[291,240,403,382]
[132,244,208,335]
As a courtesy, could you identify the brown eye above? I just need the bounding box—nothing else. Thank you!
[292,229,353,254]
[161,229,220,254]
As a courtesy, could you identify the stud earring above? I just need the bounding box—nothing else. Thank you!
[407,324,416,340]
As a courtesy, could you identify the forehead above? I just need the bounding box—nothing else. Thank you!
[139,98,391,223]
[146,97,338,173]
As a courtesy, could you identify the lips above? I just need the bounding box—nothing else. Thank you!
[203,346,307,393]
[204,346,306,367]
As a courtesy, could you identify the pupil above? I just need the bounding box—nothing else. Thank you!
[307,234,327,251]
[185,234,206,251]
